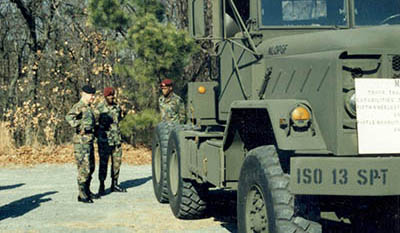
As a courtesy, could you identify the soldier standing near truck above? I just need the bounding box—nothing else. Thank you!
[152,0,400,232]
[66,85,98,203]
[158,79,185,124]
[95,87,127,196]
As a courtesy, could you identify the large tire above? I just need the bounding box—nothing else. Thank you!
[237,145,322,233]
[167,128,208,219]
[152,122,175,203]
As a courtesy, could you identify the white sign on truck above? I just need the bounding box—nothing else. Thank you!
[356,78,400,154]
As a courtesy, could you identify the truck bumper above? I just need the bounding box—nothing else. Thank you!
[290,156,400,196]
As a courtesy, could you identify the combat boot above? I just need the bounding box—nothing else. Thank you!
[85,180,100,199]
[98,181,105,196]
[78,183,93,203]
[78,196,94,203]
[111,179,127,192]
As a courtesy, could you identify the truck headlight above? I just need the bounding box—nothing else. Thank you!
[344,90,356,117]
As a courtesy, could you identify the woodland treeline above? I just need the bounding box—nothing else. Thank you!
[0,0,215,147]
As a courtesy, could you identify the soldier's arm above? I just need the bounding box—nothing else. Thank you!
[93,103,101,123]
[93,104,102,137]
[65,104,82,128]
[178,99,186,124]
[158,96,162,110]
[158,97,165,121]
[118,105,124,122]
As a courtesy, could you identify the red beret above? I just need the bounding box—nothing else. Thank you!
[160,79,173,87]
[103,87,115,97]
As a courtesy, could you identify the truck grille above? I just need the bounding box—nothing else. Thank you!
[392,55,400,78]
[392,55,400,71]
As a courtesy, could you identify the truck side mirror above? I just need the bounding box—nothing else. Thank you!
[225,13,240,38]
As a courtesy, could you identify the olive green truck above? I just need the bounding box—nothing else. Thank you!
[152,0,400,232]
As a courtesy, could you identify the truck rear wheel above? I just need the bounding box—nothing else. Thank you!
[152,122,174,203]
[167,129,207,219]
[237,145,322,233]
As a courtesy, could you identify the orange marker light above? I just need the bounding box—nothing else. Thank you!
[291,106,310,121]
[198,86,206,94]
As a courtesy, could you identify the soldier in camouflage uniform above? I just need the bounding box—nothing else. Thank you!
[95,87,127,196]
[65,85,98,203]
[159,79,185,124]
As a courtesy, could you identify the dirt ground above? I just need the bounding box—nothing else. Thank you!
[0,144,239,232]
[0,163,236,233]
[0,144,376,233]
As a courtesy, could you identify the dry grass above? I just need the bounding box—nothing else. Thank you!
[0,122,15,156]
[0,143,151,167]
[0,122,152,167]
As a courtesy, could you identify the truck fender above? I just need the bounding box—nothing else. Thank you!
[170,126,195,179]
[223,99,327,152]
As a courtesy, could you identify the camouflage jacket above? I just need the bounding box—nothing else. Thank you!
[159,92,185,124]
[94,101,122,146]
[65,100,96,144]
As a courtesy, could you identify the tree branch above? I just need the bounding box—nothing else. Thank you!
[10,0,38,51]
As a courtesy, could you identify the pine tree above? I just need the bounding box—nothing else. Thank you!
[88,0,198,145]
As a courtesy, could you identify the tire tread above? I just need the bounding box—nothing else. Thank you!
[152,122,175,203]
[242,145,322,233]
[174,180,207,219]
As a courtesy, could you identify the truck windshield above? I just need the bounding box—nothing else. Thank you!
[261,0,347,27]
[354,0,400,26]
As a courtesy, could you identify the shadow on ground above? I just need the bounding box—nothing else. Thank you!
[120,176,151,190]
[101,176,152,196]
[207,190,238,233]
[0,191,57,221]
[0,183,25,191]
[321,219,352,233]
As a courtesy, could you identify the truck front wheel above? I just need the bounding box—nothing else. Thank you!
[167,129,207,219]
[237,145,321,233]
[152,122,174,203]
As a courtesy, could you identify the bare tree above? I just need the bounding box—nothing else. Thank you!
[1,0,122,146]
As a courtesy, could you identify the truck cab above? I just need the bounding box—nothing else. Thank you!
[152,1,400,232]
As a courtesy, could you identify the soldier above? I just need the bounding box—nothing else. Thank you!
[95,87,127,196]
[65,85,98,203]
[158,79,185,124]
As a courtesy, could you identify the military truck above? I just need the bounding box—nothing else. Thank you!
[152,0,400,232]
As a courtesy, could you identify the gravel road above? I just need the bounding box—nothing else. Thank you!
[0,164,237,233]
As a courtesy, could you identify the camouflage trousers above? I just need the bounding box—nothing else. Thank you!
[74,143,95,193]
[98,144,122,181]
